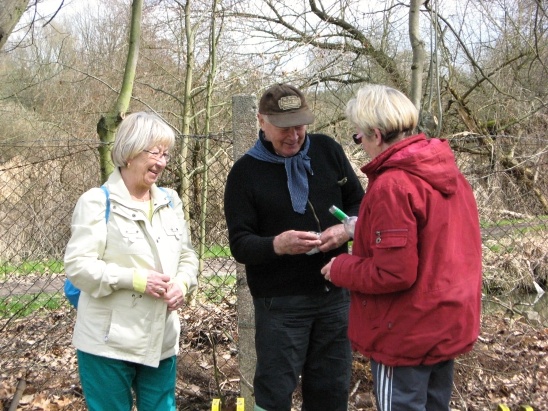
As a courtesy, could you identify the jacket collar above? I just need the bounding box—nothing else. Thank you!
[104,167,171,208]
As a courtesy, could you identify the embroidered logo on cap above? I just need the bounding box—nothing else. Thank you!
[278,96,302,111]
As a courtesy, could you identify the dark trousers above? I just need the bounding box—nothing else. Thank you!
[371,358,454,411]
[253,287,352,411]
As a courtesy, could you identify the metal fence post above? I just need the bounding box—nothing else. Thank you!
[231,94,258,410]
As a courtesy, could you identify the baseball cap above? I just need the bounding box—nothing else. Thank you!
[259,84,315,127]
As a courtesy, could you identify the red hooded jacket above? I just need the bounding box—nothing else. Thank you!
[330,134,482,366]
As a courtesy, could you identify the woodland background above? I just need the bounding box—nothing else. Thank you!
[0,0,547,410]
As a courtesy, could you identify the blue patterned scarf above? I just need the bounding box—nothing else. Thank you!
[247,130,313,214]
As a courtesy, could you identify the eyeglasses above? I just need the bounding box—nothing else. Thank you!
[352,133,363,145]
[143,150,171,162]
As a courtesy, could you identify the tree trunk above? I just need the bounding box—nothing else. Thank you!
[408,0,425,107]
[231,94,258,411]
[197,0,220,303]
[179,0,197,221]
[97,0,143,182]
[0,0,30,50]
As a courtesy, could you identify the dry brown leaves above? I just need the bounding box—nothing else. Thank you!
[0,303,546,411]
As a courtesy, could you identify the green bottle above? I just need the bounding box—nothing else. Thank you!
[329,205,357,238]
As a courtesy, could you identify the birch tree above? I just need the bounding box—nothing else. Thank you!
[0,0,31,50]
[96,0,143,181]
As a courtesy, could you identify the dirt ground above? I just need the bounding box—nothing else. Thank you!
[0,298,546,411]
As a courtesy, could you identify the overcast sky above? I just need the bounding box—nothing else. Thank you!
[37,0,98,18]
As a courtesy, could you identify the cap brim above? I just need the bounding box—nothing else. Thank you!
[265,109,315,128]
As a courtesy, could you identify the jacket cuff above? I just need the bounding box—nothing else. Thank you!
[132,268,147,293]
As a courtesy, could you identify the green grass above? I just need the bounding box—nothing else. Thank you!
[0,260,64,276]
[516,224,548,235]
[480,219,512,228]
[0,293,65,318]
[0,248,235,315]
[201,245,232,258]
[480,215,548,228]
[485,244,502,252]
[0,246,231,277]
[200,273,237,303]
[480,216,547,246]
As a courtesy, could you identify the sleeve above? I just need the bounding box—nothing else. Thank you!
[337,143,365,217]
[169,188,199,295]
[223,159,278,265]
[330,183,419,294]
[63,188,133,297]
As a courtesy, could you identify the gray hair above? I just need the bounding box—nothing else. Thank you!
[111,112,175,167]
[346,85,418,143]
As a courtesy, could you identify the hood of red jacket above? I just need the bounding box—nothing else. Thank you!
[361,134,459,196]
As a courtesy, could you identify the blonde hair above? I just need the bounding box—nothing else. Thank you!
[111,112,175,167]
[346,85,418,142]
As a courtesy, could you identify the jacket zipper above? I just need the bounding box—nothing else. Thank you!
[375,228,407,244]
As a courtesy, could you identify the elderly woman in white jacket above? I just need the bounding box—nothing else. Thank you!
[64,112,199,411]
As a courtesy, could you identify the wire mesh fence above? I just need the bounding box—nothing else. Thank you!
[0,132,546,410]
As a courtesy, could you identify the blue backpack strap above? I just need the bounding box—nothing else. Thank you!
[158,187,173,208]
[100,185,111,222]
[65,185,110,308]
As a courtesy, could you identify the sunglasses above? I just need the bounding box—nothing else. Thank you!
[352,133,362,144]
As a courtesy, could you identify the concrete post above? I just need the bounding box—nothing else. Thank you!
[231,94,258,411]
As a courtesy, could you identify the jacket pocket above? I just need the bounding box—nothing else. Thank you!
[110,221,150,255]
[162,220,183,252]
[163,223,182,240]
[373,228,408,248]
[104,307,152,353]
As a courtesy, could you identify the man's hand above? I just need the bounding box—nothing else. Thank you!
[318,224,350,253]
[273,230,322,255]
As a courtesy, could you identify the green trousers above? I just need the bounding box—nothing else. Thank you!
[77,350,177,411]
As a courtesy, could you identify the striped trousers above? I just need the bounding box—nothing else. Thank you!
[371,359,454,411]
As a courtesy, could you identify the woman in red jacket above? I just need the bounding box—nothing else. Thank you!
[321,85,482,410]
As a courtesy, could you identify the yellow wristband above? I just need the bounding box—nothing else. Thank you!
[132,269,147,293]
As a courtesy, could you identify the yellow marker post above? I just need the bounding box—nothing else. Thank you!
[212,398,244,411]
[518,406,534,411]
[497,405,511,411]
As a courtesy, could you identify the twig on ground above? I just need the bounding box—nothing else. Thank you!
[8,378,26,411]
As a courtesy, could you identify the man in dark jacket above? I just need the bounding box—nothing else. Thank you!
[224,83,364,411]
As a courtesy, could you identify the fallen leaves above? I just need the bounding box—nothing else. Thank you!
[0,302,546,410]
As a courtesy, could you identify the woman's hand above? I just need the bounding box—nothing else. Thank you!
[145,271,171,298]
[164,282,186,311]
[321,257,336,282]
